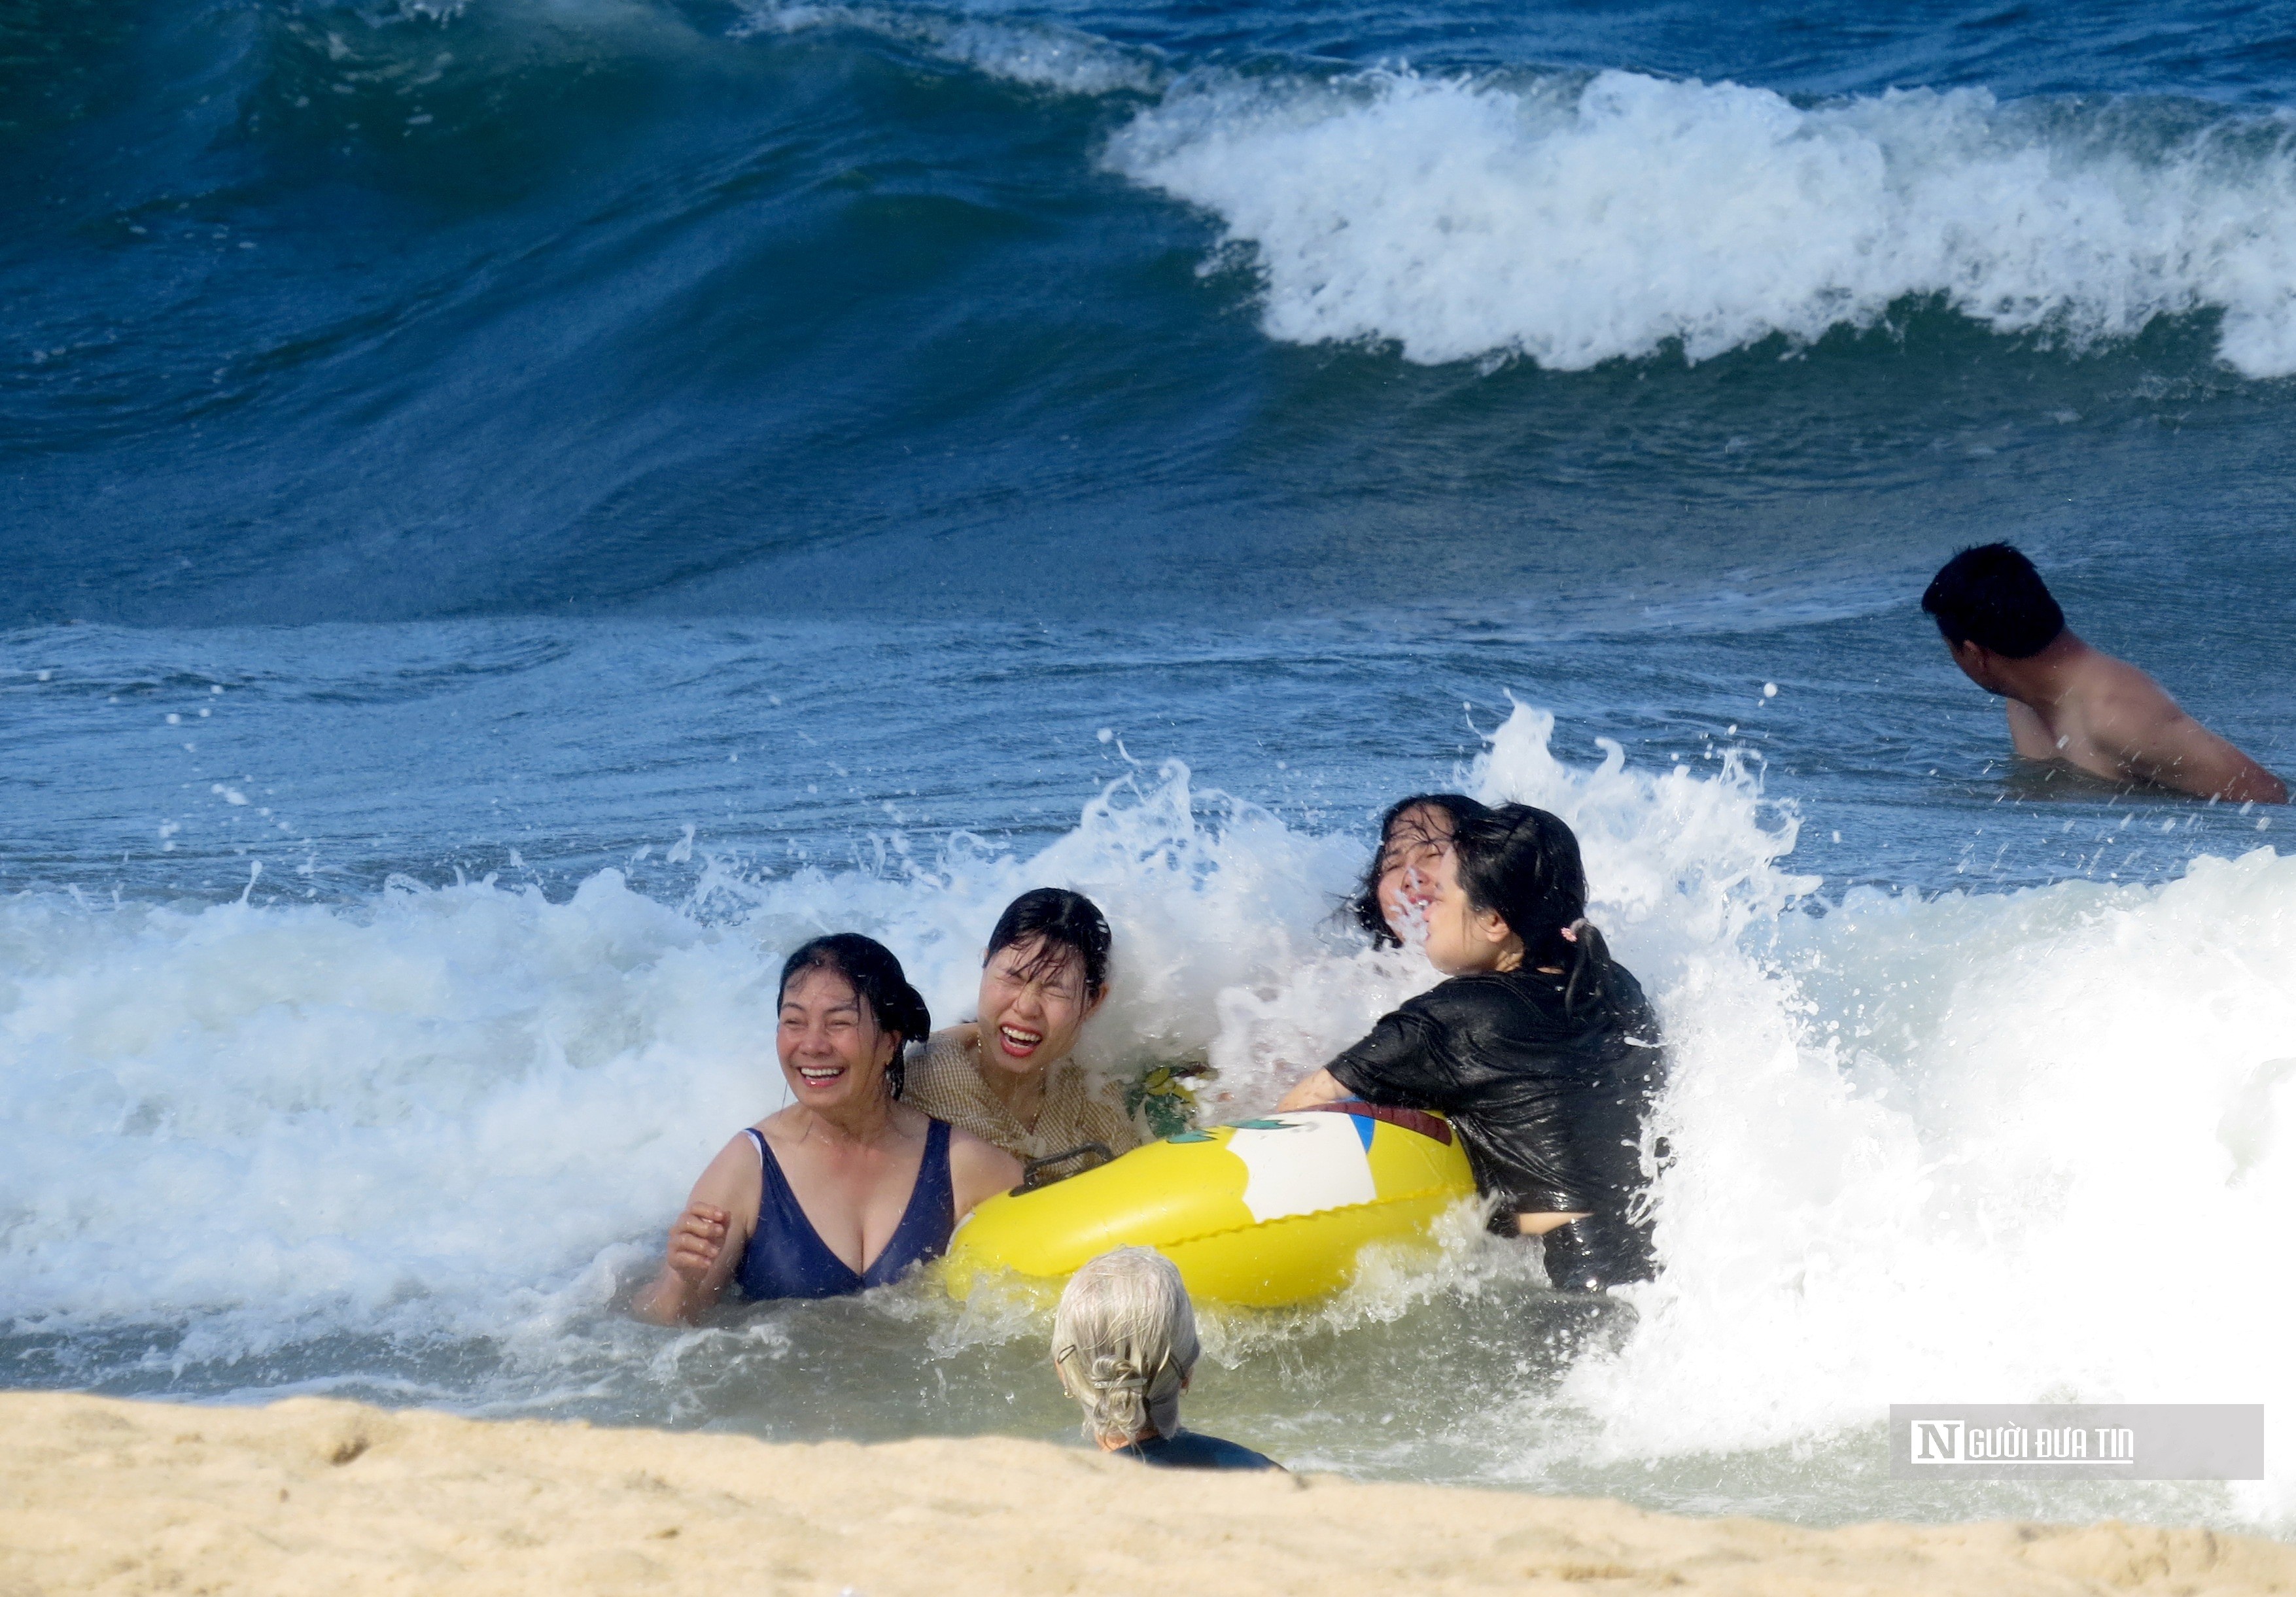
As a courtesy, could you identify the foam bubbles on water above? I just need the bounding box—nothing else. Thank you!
[1176,708,2296,1519]
[1106,67,2296,375]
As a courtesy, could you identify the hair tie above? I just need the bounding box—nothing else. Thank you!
[1561,919,1599,1013]
[1090,1356,1151,1392]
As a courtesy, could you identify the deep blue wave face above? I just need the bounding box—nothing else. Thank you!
[5,0,2296,902]
[7,0,2296,632]
[5,0,2294,901]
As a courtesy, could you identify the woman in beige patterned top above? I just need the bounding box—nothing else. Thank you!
[905,889,1144,1176]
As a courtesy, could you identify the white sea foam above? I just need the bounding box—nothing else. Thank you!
[0,761,1351,1351]
[1197,709,2296,1519]
[1105,67,2296,375]
[5,706,2294,1519]
[0,871,769,1350]
[1565,842,2296,1524]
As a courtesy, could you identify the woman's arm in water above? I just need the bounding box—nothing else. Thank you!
[1515,1211,1590,1235]
[631,1133,762,1326]
[1276,1069,1351,1112]
[947,1127,1024,1218]
[1281,1006,1446,1114]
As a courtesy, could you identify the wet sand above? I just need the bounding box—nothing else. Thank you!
[3,1392,2288,1596]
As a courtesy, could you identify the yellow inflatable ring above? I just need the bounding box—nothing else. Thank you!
[943,1103,1477,1307]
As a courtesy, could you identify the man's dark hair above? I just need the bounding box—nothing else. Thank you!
[986,887,1113,998]
[1921,543,2066,658]
[778,933,931,1097]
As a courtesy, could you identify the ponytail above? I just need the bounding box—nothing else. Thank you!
[1559,917,1612,1016]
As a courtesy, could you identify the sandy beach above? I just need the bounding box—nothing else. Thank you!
[0,1392,2286,1596]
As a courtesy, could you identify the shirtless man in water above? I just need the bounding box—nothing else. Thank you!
[1922,543,2285,804]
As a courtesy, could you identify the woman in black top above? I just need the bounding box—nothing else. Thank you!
[1279,795,1667,1290]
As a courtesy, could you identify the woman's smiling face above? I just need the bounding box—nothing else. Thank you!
[1376,803,1457,941]
[776,965,896,1110]
[1378,804,1516,974]
[976,936,1101,1079]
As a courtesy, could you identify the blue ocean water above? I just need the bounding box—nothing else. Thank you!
[5,0,2296,1533]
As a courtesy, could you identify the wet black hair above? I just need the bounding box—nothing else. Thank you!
[1452,803,1616,1014]
[1351,793,1491,945]
[776,933,931,1097]
[1921,543,2066,659]
[986,887,1113,998]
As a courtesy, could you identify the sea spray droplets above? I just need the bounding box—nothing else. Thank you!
[0,757,1357,1348]
[1106,69,2296,375]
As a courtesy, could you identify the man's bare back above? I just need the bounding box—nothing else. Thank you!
[1922,543,2284,806]
[1983,635,2286,803]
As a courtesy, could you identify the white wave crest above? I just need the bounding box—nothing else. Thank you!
[733,2,1164,96]
[1106,67,2296,374]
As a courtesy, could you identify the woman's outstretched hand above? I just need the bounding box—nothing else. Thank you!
[633,1201,735,1325]
[666,1203,732,1282]
[633,1136,757,1326]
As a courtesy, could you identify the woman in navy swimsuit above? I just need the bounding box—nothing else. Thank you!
[633,935,1022,1320]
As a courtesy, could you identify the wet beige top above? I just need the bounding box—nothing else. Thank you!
[904,1027,1144,1166]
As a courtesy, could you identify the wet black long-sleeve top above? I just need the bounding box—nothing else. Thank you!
[1325,960,1667,1218]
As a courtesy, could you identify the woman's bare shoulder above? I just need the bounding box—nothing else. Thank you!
[686,1124,769,1211]
[944,1119,1006,1154]
[946,1122,1023,1177]
[752,1105,817,1151]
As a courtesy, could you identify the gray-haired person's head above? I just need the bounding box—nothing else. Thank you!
[1051,1247,1199,1446]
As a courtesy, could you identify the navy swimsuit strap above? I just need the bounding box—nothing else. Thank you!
[863,1117,954,1287]
[734,1118,956,1301]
